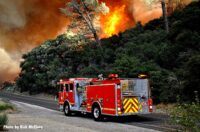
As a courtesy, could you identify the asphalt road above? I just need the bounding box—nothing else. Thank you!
[0,92,177,132]
[9,101,157,132]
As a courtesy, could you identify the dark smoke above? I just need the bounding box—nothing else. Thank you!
[0,0,69,82]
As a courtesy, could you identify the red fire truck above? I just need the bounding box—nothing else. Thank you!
[57,74,153,121]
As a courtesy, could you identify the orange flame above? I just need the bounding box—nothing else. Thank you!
[102,5,125,36]
[100,5,133,37]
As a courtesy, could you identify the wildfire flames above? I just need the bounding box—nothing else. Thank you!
[99,0,162,37]
[0,0,192,82]
[100,0,193,37]
[100,5,132,37]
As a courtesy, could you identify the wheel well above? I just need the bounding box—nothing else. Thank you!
[92,102,101,111]
[64,100,70,107]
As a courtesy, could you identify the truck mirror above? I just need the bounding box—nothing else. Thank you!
[141,96,146,99]
[76,83,79,88]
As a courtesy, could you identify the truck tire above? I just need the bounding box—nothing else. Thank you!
[64,102,71,116]
[92,105,102,121]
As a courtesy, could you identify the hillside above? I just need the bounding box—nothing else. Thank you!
[17,1,200,103]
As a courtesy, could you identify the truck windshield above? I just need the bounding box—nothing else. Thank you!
[121,79,149,97]
[77,81,89,87]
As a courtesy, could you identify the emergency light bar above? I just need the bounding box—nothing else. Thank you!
[108,74,118,78]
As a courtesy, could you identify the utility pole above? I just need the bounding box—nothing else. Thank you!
[161,0,169,33]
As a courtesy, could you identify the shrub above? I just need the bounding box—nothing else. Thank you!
[0,103,14,112]
[0,114,8,130]
[170,102,200,131]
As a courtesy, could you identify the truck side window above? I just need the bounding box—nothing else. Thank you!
[60,84,64,92]
[65,84,69,92]
[56,85,60,92]
[70,84,73,91]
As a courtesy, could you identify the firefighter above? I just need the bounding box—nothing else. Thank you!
[76,83,84,107]
[77,83,84,93]
[98,74,104,80]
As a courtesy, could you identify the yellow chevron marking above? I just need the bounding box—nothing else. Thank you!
[123,98,128,105]
[132,101,138,109]
[124,104,130,113]
[124,103,132,113]
[132,105,137,112]
[125,104,132,113]
[124,99,131,108]
[129,99,136,105]
[124,99,131,109]
[129,109,133,113]
[133,98,138,103]
[123,98,139,113]
[124,98,128,104]
[128,99,138,108]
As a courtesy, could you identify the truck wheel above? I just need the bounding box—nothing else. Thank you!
[64,103,71,116]
[92,106,102,121]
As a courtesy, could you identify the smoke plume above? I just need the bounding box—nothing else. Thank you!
[0,0,68,82]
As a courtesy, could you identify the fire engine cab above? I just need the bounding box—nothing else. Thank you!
[57,74,153,121]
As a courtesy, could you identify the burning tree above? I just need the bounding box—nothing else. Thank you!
[60,0,109,51]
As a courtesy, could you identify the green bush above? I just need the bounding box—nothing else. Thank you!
[170,102,200,132]
[0,103,14,112]
[0,113,8,127]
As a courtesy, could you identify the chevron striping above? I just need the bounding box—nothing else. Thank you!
[124,104,132,113]
[130,107,136,113]
[133,98,138,103]
[133,98,138,105]
[129,109,133,113]
[123,98,139,113]
[125,104,132,113]
[124,99,131,109]
[130,99,138,109]
[132,104,138,112]
[123,98,128,105]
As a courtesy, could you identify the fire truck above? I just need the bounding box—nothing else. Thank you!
[57,74,153,121]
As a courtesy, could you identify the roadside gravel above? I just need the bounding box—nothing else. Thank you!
[7,101,159,132]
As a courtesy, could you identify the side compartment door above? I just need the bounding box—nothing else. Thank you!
[102,85,116,115]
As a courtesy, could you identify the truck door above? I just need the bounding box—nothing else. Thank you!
[66,83,75,105]
[58,83,65,105]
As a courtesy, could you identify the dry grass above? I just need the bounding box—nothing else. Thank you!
[0,100,14,130]
[155,103,176,114]
[0,99,16,114]
[0,101,14,112]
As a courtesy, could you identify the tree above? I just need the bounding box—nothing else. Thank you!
[60,0,109,52]
[143,0,169,33]
[183,55,200,101]
[161,0,169,33]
